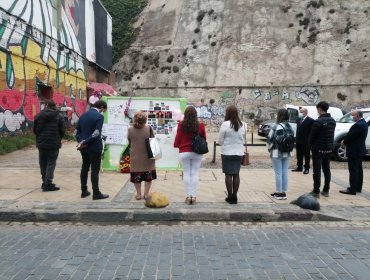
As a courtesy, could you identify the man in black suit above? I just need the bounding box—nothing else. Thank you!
[292,107,314,174]
[339,110,368,195]
[75,100,109,200]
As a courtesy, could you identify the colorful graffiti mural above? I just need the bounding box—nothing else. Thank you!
[0,0,88,132]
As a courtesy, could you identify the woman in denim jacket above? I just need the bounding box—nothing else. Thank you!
[267,109,293,200]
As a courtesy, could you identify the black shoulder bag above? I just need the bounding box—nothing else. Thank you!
[191,130,209,154]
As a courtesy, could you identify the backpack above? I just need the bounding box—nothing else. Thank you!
[275,123,295,153]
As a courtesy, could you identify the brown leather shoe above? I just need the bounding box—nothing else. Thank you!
[185,197,191,205]
[191,197,196,205]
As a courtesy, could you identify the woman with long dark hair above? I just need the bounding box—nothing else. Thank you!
[267,108,293,200]
[174,106,206,205]
[128,111,157,200]
[218,105,246,204]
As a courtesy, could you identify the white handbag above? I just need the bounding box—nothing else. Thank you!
[146,126,162,160]
[149,137,162,160]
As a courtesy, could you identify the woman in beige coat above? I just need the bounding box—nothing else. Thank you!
[128,111,157,200]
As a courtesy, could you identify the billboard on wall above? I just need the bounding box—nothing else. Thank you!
[93,0,112,70]
[101,97,187,171]
[62,0,86,55]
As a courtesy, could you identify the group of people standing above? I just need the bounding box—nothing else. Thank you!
[267,101,368,200]
[33,99,367,204]
[268,101,338,200]
[33,100,110,200]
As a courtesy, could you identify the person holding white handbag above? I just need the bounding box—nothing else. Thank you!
[128,111,157,200]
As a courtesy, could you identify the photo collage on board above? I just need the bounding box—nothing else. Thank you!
[143,101,176,135]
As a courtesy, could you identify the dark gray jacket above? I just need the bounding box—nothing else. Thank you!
[33,108,65,150]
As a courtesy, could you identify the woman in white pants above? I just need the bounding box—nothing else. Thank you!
[174,106,206,204]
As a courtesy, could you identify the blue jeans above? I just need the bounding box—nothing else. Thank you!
[271,157,290,193]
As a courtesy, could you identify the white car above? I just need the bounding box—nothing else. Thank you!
[332,108,370,161]
[285,104,344,137]
[258,104,343,138]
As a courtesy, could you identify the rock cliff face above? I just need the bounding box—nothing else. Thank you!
[114,0,370,128]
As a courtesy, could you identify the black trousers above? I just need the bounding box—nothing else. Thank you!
[38,148,59,186]
[80,149,102,195]
[348,156,363,192]
[312,151,331,193]
[296,143,310,170]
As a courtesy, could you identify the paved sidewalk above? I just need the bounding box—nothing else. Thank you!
[1,142,370,222]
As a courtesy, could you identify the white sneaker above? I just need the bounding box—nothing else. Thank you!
[274,193,287,200]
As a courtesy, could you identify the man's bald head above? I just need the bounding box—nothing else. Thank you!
[351,110,363,121]
[300,107,308,117]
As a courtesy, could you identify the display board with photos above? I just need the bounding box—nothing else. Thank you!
[101,97,187,171]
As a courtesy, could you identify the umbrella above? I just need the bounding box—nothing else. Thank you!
[88,82,117,96]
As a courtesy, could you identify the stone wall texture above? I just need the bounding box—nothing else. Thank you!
[113,0,370,129]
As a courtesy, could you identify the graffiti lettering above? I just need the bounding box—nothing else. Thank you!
[295,86,320,105]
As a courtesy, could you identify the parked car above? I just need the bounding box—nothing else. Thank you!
[332,108,370,161]
[258,119,275,138]
[258,104,343,138]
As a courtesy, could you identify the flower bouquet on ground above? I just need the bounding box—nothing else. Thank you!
[118,145,130,173]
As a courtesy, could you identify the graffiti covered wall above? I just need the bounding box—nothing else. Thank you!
[0,0,88,133]
[114,0,370,130]
[132,84,369,131]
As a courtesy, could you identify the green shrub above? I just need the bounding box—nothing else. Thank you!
[0,131,36,155]
[0,128,75,155]
[101,0,148,63]
[63,131,75,141]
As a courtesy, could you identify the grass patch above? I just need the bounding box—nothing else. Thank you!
[0,129,75,155]
[0,131,35,155]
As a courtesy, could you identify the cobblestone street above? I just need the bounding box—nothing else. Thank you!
[1,222,370,280]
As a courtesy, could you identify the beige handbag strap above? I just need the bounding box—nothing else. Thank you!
[243,122,248,152]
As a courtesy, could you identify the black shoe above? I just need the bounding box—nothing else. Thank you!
[303,169,309,174]
[41,183,45,190]
[321,191,329,197]
[43,185,60,192]
[292,168,303,172]
[93,193,109,200]
[339,190,356,195]
[231,194,238,204]
[309,191,320,198]
[225,195,233,204]
[81,191,91,198]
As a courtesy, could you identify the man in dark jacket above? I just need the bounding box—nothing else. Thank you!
[33,100,65,192]
[292,107,314,174]
[75,100,109,200]
[308,101,336,198]
[339,110,368,195]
